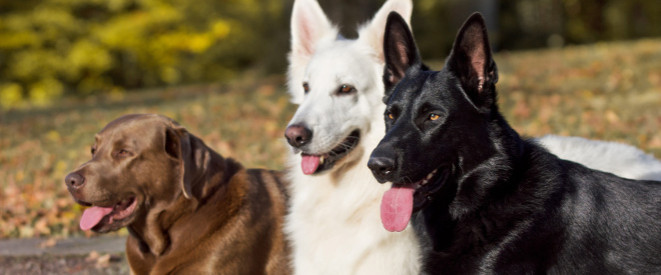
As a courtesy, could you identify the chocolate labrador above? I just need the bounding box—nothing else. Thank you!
[65,114,291,274]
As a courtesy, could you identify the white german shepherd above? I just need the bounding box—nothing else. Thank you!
[283,0,661,274]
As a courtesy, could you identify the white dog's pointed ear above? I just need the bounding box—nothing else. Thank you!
[288,0,338,104]
[358,0,413,62]
[290,0,336,58]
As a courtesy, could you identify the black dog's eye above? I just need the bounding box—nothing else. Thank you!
[429,113,440,121]
[385,107,399,121]
[337,84,356,95]
[303,82,310,94]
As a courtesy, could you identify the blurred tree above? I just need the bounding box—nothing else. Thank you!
[0,0,291,109]
[0,0,659,109]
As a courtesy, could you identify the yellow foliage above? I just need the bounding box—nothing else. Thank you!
[0,31,39,49]
[0,83,23,108]
[0,0,288,109]
[160,66,180,84]
[211,20,231,39]
[29,78,64,107]
[68,40,113,74]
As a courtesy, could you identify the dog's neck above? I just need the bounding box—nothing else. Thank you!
[128,152,245,257]
[416,113,518,235]
[416,111,558,255]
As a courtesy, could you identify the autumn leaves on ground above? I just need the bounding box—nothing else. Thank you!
[1,39,660,240]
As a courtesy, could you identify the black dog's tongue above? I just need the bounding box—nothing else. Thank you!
[380,186,414,232]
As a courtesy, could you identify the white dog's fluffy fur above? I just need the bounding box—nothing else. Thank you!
[284,0,661,274]
[285,1,420,274]
[537,135,661,180]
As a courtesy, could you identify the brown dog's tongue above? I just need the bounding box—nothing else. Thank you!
[301,155,320,175]
[80,206,113,231]
[380,186,414,232]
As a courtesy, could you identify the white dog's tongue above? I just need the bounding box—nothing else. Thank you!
[381,186,414,232]
[301,155,320,175]
[80,206,113,231]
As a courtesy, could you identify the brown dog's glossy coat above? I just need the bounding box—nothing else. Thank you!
[66,114,290,274]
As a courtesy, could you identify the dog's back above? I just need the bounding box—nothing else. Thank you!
[494,145,661,274]
[552,158,661,274]
[412,140,661,274]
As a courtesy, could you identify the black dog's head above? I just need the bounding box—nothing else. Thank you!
[368,12,503,232]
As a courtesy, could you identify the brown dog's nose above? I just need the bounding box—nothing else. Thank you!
[65,172,85,189]
[285,124,313,148]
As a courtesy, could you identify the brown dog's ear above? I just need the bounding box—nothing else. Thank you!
[164,125,199,200]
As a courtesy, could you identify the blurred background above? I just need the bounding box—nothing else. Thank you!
[1,0,660,243]
[1,0,660,108]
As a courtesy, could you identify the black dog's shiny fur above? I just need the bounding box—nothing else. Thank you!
[369,12,661,274]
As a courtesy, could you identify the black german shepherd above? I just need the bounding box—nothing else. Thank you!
[368,12,661,274]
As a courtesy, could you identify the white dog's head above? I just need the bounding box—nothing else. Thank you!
[285,0,412,176]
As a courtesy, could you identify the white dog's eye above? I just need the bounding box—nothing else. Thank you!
[303,83,310,94]
[337,84,355,95]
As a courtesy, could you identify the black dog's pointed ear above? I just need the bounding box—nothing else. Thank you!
[446,13,498,111]
[383,11,421,96]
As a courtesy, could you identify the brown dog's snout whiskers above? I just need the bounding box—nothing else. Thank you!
[65,172,85,189]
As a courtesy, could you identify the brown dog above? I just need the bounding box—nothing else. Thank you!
[64,114,290,274]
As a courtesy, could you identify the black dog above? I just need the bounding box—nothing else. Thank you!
[368,12,661,274]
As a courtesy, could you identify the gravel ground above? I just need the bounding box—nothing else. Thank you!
[0,254,129,275]
[0,236,129,275]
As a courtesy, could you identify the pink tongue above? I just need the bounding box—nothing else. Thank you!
[301,155,321,175]
[80,206,114,231]
[380,186,414,232]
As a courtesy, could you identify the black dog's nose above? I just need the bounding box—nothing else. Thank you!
[368,156,396,183]
[65,172,85,189]
[285,124,313,148]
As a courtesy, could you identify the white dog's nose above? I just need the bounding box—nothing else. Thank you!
[285,124,313,148]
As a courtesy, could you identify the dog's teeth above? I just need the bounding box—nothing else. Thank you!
[319,156,325,164]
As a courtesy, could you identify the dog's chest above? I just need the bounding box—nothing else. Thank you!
[286,173,421,275]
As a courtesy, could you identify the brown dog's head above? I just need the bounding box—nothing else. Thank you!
[65,114,203,233]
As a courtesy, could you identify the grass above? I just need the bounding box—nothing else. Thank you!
[1,38,660,239]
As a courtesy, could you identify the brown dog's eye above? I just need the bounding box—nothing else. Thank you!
[303,82,310,94]
[114,149,131,158]
[91,146,97,156]
[337,84,355,95]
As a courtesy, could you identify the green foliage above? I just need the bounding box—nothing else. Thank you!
[0,0,290,109]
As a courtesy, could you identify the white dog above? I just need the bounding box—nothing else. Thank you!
[283,0,661,274]
[538,134,661,180]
